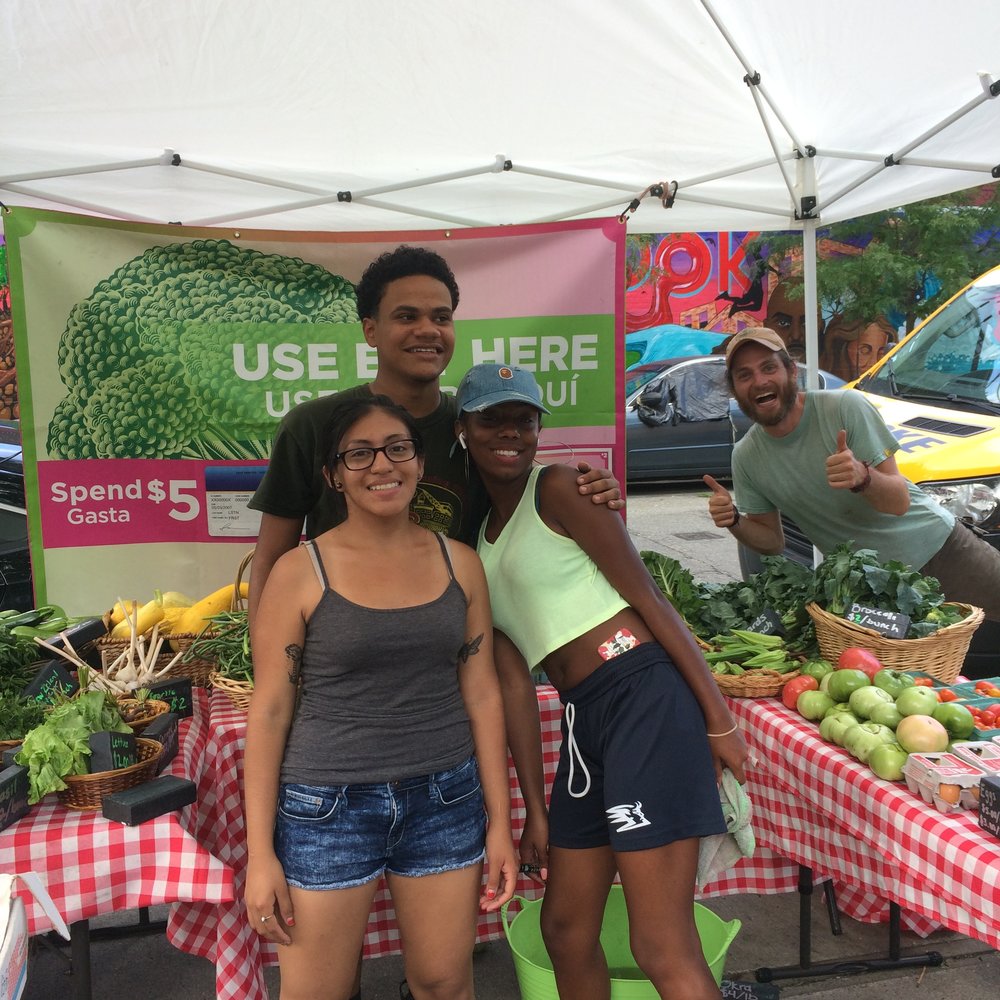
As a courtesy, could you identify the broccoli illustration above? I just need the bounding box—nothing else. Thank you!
[48,239,358,460]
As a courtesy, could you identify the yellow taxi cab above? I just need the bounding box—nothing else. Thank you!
[851,263,1000,673]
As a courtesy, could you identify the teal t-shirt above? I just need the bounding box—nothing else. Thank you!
[249,385,484,541]
[732,389,954,569]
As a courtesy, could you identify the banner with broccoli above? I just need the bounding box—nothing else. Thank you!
[3,209,623,612]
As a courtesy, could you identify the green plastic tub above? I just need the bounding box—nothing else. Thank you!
[501,886,740,999]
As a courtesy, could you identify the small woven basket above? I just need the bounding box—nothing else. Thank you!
[210,670,254,712]
[117,698,171,734]
[805,601,983,684]
[57,737,163,811]
[713,668,800,699]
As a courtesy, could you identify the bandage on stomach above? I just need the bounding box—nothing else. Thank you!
[597,628,640,661]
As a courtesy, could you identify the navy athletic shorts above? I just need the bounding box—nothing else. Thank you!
[548,643,726,852]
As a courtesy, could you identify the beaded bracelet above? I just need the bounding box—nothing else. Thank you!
[706,723,739,738]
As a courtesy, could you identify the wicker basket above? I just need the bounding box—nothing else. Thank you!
[210,670,254,712]
[57,737,163,810]
[713,668,800,698]
[117,698,170,734]
[805,601,984,684]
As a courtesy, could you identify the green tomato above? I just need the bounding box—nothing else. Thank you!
[827,668,871,703]
[843,722,897,762]
[932,702,976,740]
[869,702,904,730]
[872,669,916,700]
[894,686,941,717]
[800,658,835,681]
[797,690,835,721]
[869,742,908,781]
[848,685,895,720]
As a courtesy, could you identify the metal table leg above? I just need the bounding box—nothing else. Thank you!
[755,866,943,983]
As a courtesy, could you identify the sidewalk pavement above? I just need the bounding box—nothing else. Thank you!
[21,888,1000,999]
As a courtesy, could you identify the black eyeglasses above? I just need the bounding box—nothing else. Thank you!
[335,438,419,471]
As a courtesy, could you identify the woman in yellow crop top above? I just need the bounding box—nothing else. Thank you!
[456,363,748,1000]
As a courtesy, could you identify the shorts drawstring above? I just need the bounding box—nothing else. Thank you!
[564,702,591,799]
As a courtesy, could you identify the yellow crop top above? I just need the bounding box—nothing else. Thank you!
[477,465,629,669]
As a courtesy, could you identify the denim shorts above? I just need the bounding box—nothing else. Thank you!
[275,755,486,889]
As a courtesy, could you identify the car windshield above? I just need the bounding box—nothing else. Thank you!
[860,271,1000,411]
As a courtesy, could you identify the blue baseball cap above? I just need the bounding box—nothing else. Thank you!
[455,363,550,414]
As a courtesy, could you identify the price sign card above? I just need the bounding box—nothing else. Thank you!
[845,602,910,639]
[747,609,785,636]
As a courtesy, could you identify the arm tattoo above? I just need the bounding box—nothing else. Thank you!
[285,643,303,685]
[458,633,484,664]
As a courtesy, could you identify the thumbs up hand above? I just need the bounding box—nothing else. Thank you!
[703,474,739,528]
[825,429,862,490]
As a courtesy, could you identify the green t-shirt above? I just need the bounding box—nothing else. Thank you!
[732,389,954,569]
[249,385,485,541]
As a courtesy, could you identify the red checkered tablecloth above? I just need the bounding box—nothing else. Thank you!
[728,695,1000,945]
[169,685,801,999]
[0,710,235,936]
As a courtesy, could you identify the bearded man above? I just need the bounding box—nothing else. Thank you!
[702,327,1000,622]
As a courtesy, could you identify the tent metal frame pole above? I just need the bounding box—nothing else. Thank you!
[699,0,810,156]
[820,149,996,172]
[802,217,821,391]
[0,156,165,184]
[0,182,165,224]
[821,81,999,213]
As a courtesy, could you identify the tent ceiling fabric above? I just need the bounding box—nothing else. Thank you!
[2,0,998,233]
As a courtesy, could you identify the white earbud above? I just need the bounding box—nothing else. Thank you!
[458,432,467,450]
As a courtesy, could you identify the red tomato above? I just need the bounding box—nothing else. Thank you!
[914,677,934,687]
[836,647,883,681]
[937,689,958,702]
[781,675,819,710]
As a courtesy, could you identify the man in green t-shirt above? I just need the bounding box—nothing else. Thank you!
[248,245,621,999]
[703,327,1000,621]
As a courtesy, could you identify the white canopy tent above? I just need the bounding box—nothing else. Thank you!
[3,0,999,370]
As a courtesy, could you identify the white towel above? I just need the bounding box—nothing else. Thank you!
[697,768,756,889]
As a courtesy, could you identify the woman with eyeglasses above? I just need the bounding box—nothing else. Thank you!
[455,363,748,1000]
[243,394,516,1000]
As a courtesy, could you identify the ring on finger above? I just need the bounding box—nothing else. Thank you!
[260,914,273,924]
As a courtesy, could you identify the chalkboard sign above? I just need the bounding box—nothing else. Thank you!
[719,981,780,1000]
[22,660,78,704]
[145,678,193,719]
[747,609,785,636]
[845,602,910,639]
[979,774,1000,839]
[88,731,137,774]
[1,744,22,769]
[142,712,180,773]
[0,764,30,832]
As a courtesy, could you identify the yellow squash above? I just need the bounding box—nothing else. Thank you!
[179,582,249,635]
[110,592,165,640]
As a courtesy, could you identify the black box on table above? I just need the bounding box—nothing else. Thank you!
[0,764,30,832]
[101,775,197,826]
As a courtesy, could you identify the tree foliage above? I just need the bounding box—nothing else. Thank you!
[748,184,1000,334]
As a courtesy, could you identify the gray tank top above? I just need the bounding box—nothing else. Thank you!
[279,533,475,785]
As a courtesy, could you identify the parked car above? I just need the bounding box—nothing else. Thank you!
[0,421,31,612]
[739,263,1000,677]
[625,355,844,483]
